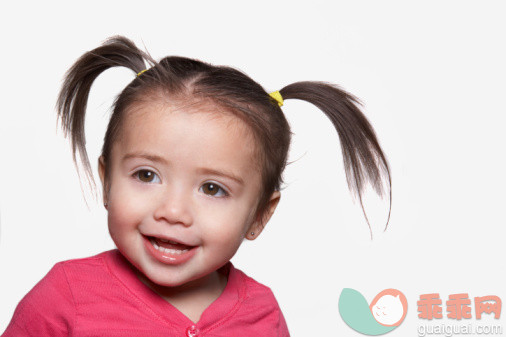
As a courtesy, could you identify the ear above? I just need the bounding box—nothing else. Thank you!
[245,191,281,241]
[98,156,108,208]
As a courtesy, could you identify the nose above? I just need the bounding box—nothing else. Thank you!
[153,186,193,227]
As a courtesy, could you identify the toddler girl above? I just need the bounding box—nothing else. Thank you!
[2,36,390,336]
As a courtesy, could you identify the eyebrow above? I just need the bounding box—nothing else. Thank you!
[196,168,244,185]
[122,153,168,165]
[122,153,244,185]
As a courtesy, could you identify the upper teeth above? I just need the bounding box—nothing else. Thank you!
[150,238,189,255]
[159,238,180,244]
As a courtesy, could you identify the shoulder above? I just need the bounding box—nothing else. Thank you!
[2,251,115,336]
[2,261,75,336]
[228,265,290,336]
[234,266,280,304]
[35,250,116,291]
[56,250,112,277]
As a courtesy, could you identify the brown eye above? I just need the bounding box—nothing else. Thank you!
[135,170,160,183]
[201,183,227,197]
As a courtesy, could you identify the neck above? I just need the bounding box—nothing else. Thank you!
[135,268,228,323]
[136,269,228,299]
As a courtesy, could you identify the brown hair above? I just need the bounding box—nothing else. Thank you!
[57,36,391,235]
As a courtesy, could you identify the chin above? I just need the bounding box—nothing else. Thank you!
[144,265,206,288]
[149,274,189,287]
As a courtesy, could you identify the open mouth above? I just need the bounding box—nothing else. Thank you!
[143,235,198,265]
[149,236,194,255]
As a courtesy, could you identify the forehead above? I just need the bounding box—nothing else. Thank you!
[115,100,261,174]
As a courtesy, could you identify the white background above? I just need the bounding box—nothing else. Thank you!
[1,1,505,336]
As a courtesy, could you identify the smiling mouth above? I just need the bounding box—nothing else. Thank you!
[148,236,195,255]
[142,235,199,265]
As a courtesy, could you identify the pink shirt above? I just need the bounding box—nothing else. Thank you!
[2,250,289,337]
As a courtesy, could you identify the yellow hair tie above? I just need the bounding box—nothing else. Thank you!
[269,91,284,107]
[137,69,148,77]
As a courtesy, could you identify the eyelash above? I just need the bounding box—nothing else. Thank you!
[132,169,229,197]
[199,182,229,198]
[133,169,161,184]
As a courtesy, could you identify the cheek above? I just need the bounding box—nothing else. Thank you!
[110,174,154,210]
[204,228,245,264]
[107,205,133,243]
[202,208,253,250]
[107,185,151,233]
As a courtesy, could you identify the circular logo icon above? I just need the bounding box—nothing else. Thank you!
[339,288,408,335]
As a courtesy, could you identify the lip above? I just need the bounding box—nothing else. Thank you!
[143,234,194,246]
[142,235,198,265]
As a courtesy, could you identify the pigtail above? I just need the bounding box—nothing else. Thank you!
[56,36,154,191]
[280,81,391,235]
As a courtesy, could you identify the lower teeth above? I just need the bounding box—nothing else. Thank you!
[151,239,189,255]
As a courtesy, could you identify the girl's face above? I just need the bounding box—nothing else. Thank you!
[99,101,279,290]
